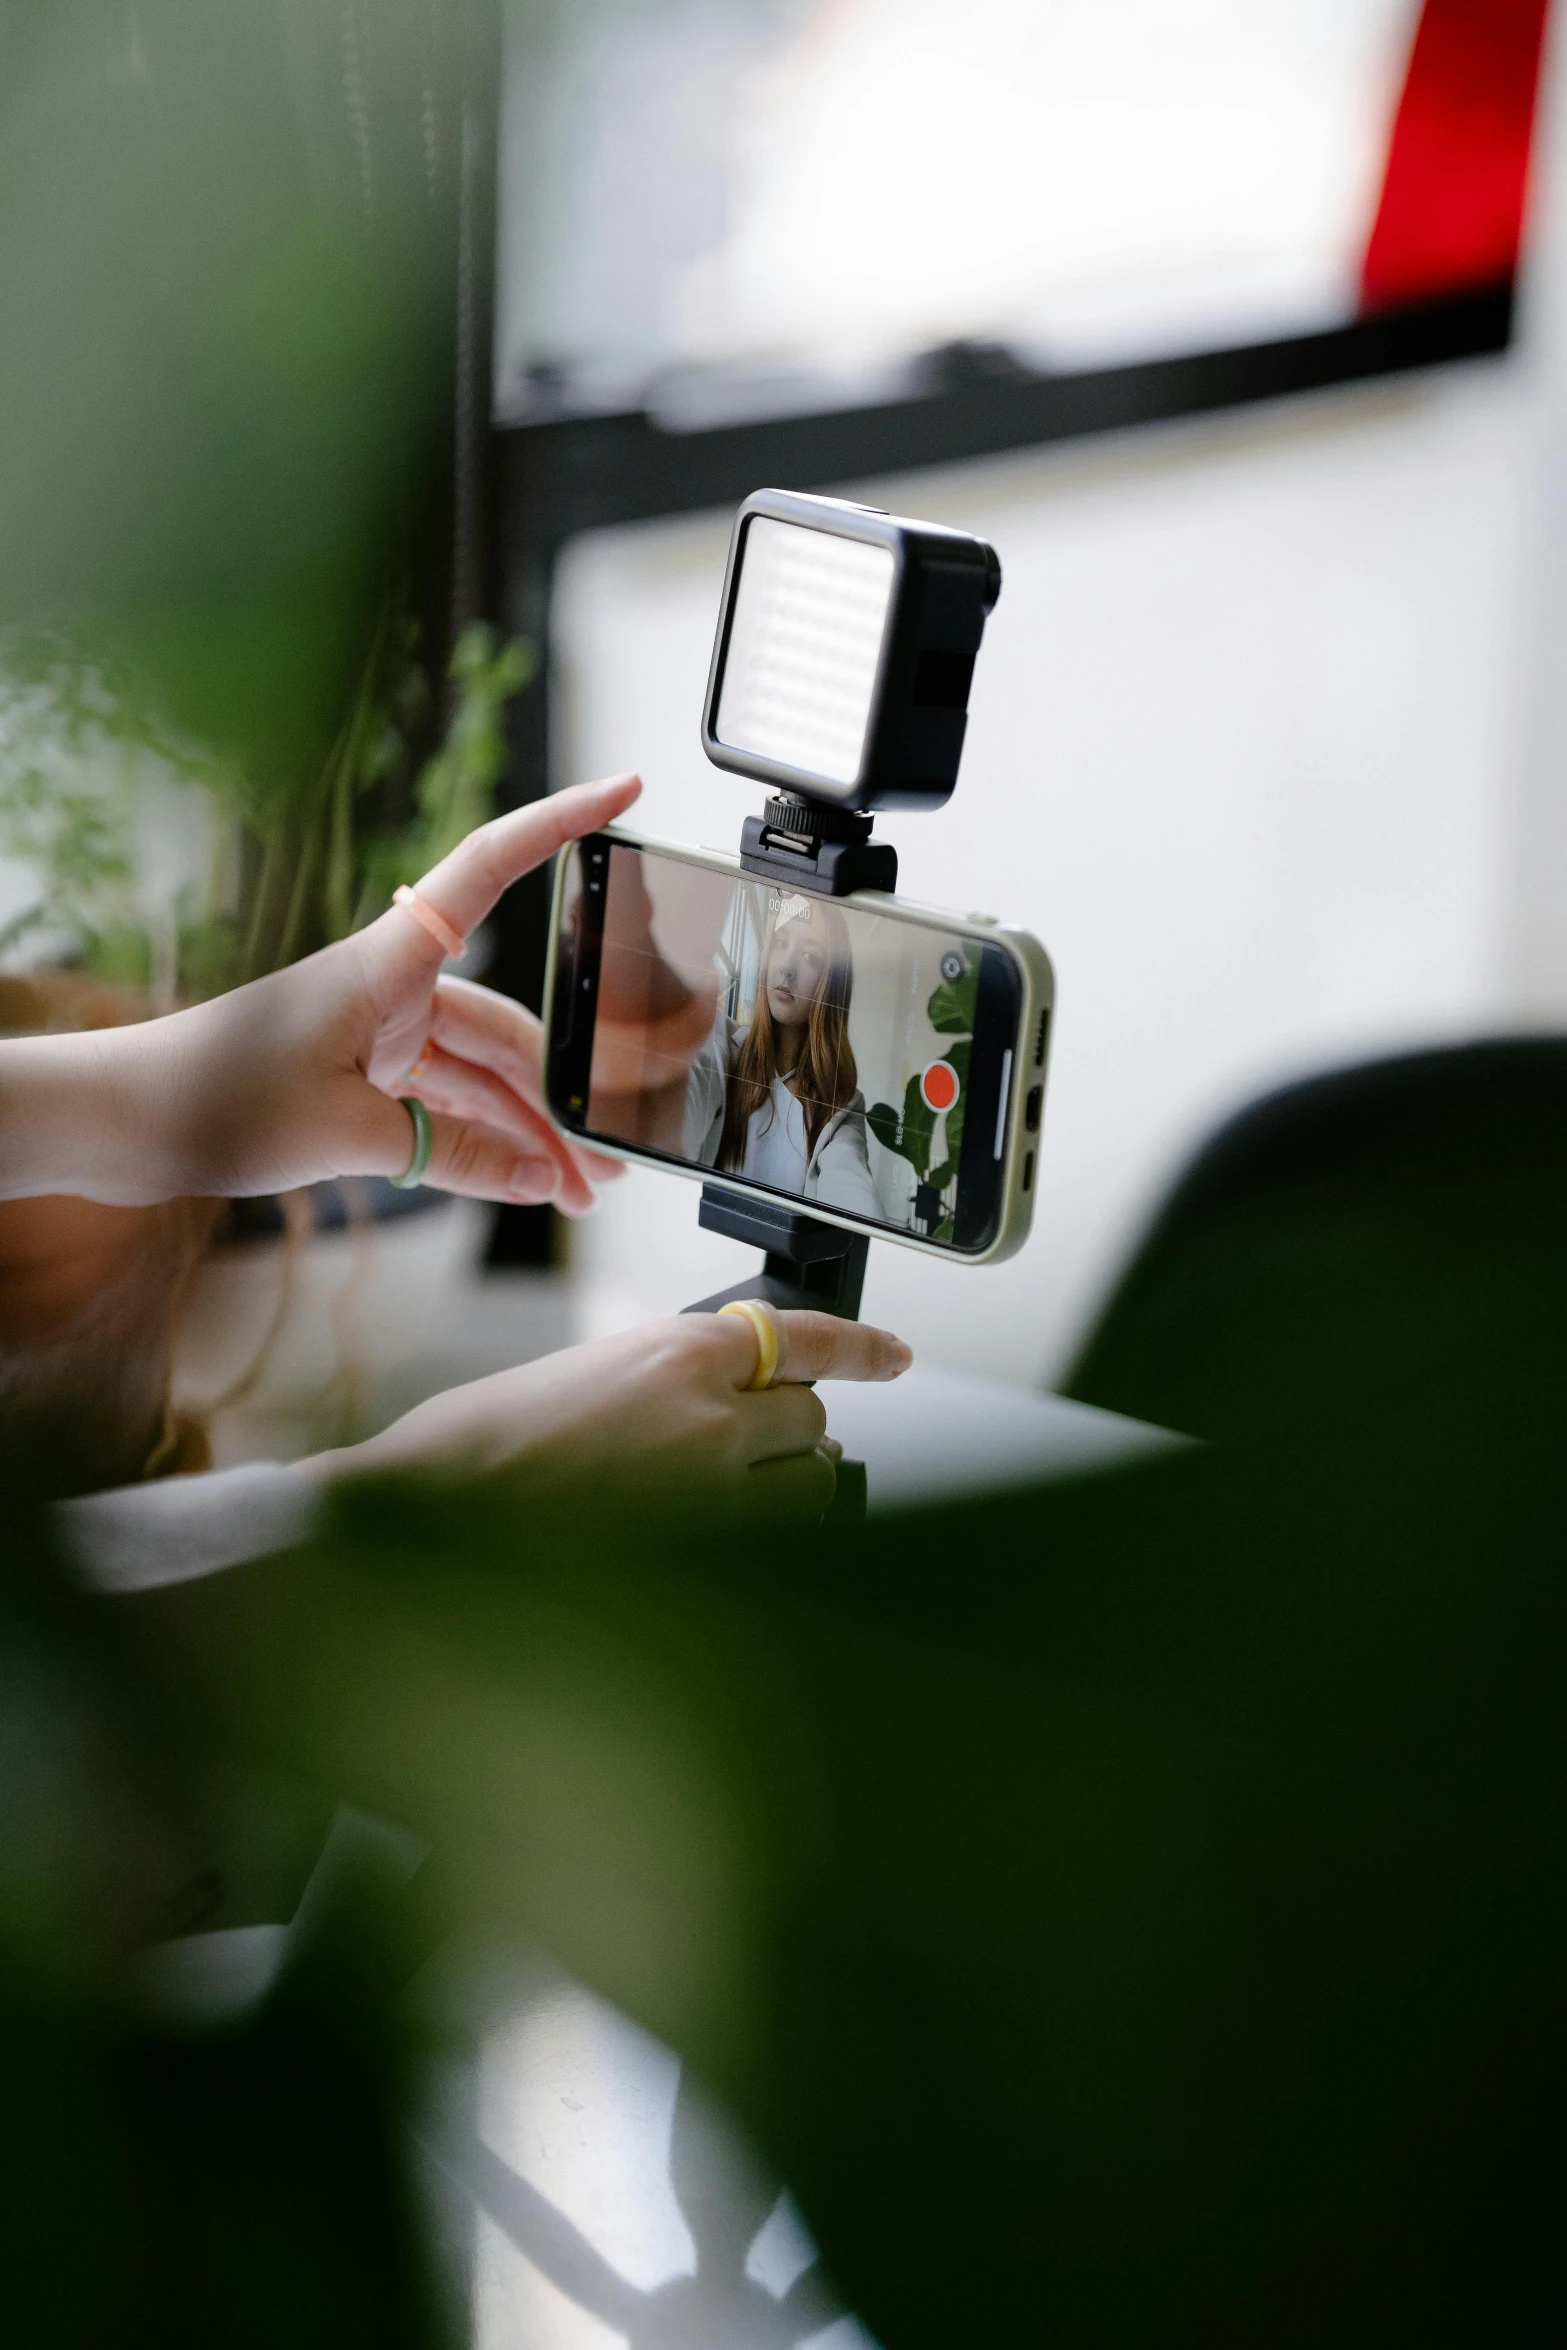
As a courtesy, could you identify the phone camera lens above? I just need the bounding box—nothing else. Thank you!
[940,950,965,982]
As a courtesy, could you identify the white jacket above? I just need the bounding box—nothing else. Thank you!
[681,1012,884,1220]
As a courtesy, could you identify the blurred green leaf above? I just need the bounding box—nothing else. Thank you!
[0,0,495,1000]
[105,1415,1567,2349]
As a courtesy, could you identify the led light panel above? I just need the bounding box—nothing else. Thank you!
[714,517,895,787]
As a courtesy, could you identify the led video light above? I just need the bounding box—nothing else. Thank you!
[715,518,894,786]
[702,488,1001,814]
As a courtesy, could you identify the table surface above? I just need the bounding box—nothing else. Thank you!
[819,1363,1186,1511]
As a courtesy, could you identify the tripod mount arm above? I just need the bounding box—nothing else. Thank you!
[682,1185,869,1321]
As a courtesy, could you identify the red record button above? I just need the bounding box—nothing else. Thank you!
[920,1060,961,1114]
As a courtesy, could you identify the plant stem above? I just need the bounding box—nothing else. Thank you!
[242,810,289,980]
[276,782,325,969]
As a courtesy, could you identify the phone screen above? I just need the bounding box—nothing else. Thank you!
[549,836,1022,1252]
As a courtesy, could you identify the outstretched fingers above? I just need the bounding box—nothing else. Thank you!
[426,974,546,1099]
[774,1309,914,1386]
[427,977,622,1174]
[712,1305,913,1393]
[336,1080,563,1206]
[360,773,643,1002]
[420,1107,566,1206]
[399,1044,604,1214]
[418,774,642,945]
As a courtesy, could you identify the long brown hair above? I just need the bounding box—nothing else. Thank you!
[718,897,857,1172]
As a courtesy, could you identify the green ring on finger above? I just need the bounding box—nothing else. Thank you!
[392,1095,434,1190]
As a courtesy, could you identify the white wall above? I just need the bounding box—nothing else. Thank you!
[548,32,1567,1391]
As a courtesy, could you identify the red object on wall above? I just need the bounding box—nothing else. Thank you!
[1360,0,1552,311]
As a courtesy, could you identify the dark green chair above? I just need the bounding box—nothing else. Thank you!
[1064,1037,1567,1481]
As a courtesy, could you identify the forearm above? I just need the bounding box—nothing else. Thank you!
[0,1025,171,1204]
[0,969,393,1206]
[58,1460,322,1590]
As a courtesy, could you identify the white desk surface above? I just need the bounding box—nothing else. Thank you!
[819,1364,1185,1512]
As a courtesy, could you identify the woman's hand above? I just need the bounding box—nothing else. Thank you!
[0,774,642,1209]
[306,1308,912,1519]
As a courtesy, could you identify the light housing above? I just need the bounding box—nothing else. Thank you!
[701,488,1001,814]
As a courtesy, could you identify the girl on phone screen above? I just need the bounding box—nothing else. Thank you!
[682,891,882,1219]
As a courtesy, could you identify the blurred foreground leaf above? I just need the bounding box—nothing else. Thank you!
[0,2,502,996]
[0,0,461,781]
[97,1425,1567,2348]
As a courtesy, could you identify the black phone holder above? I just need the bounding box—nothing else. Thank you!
[681,1187,868,1321]
[685,487,1000,1325]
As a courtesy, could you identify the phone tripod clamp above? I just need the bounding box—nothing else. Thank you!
[682,1185,869,1321]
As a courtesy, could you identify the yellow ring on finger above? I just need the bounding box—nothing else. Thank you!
[718,1297,782,1392]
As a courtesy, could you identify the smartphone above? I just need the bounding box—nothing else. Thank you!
[544,828,1053,1264]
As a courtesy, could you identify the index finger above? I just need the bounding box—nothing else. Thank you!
[418,774,644,947]
[773,1311,913,1385]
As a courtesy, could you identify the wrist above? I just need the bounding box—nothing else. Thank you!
[0,1026,158,1203]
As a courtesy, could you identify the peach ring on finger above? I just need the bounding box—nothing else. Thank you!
[394,885,465,961]
[718,1298,782,1391]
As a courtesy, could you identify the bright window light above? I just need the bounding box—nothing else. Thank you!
[496,0,1423,409]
